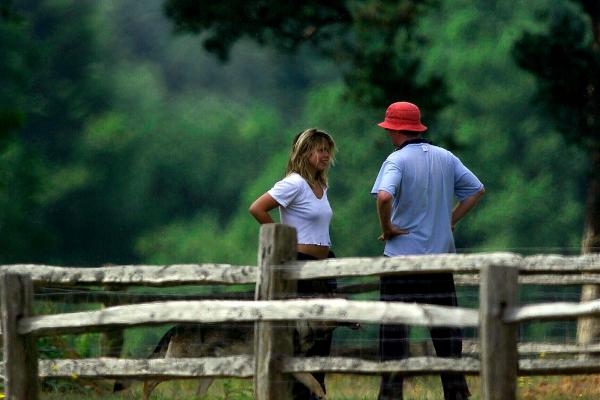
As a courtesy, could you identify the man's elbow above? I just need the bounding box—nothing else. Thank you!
[478,187,485,199]
[460,187,485,205]
[469,187,485,204]
[377,190,393,205]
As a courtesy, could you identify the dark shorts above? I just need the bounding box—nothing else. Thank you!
[296,251,337,295]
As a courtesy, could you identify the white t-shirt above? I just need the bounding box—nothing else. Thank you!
[268,173,332,246]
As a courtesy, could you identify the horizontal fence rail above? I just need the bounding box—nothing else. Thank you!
[0,263,257,286]
[521,254,600,273]
[281,253,521,279]
[40,357,256,379]
[0,358,255,380]
[286,356,600,376]
[3,356,600,381]
[2,253,599,287]
[462,340,600,355]
[504,298,600,323]
[17,299,479,336]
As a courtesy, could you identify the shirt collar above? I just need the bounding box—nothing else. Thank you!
[395,137,432,151]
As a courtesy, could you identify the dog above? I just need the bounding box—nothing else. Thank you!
[115,319,349,400]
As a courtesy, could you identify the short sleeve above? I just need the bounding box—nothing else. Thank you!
[371,159,402,197]
[268,175,302,207]
[452,155,484,201]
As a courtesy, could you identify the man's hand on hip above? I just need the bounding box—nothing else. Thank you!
[376,191,409,241]
[378,226,409,241]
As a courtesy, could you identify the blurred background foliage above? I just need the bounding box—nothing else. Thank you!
[0,0,593,269]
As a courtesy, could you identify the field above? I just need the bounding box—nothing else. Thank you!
[36,373,600,399]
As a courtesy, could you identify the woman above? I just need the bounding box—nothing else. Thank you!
[249,128,336,259]
[249,128,336,400]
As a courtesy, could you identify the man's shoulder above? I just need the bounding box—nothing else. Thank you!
[427,144,459,161]
[388,143,452,159]
[385,151,409,166]
[428,143,452,154]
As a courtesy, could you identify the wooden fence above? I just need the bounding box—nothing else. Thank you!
[1,223,600,399]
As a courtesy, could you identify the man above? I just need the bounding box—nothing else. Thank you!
[371,101,485,400]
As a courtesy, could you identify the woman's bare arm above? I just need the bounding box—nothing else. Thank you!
[249,193,280,224]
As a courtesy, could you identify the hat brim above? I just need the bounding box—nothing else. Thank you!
[377,121,428,132]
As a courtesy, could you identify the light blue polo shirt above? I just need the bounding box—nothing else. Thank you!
[371,142,484,256]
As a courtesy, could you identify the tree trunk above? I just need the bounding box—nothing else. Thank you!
[577,145,600,349]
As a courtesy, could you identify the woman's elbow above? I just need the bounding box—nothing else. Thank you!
[248,203,260,217]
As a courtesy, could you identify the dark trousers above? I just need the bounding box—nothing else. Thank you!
[379,273,470,400]
[292,251,337,400]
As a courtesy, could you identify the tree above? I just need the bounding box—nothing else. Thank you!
[163,0,449,113]
[512,0,600,344]
[0,0,109,263]
[416,0,586,254]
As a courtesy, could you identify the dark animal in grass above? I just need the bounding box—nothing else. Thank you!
[114,319,350,399]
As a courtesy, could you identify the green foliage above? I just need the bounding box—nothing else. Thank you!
[76,80,288,262]
[343,0,449,111]
[136,213,238,264]
[164,0,449,113]
[0,4,33,138]
[163,0,352,60]
[220,379,253,400]
[513,0,599,144]
[0,138,52,262]
[418,0,586,252]
[0,0,111,263]
[5,0,110,160]
[511,0,599,256]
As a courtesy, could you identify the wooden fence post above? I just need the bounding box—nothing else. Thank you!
[479,263,519,400]
[0,272,39,400]
[254,224,297,400]
[577,284,600,359]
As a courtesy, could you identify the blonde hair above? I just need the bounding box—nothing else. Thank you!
[285,128,336,188]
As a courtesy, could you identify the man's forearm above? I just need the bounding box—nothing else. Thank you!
[377,192,394,234]
[452,188,485,227]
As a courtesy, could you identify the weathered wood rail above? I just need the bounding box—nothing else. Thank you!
[1,223,600,399]
[3,254,599,287]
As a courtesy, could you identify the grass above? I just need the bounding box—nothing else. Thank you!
[36,373,600,399]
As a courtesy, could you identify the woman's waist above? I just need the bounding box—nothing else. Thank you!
[294,229,331,247]
[297,244,330,259]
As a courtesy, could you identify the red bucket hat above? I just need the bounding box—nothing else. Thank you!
[377,101,428,132]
